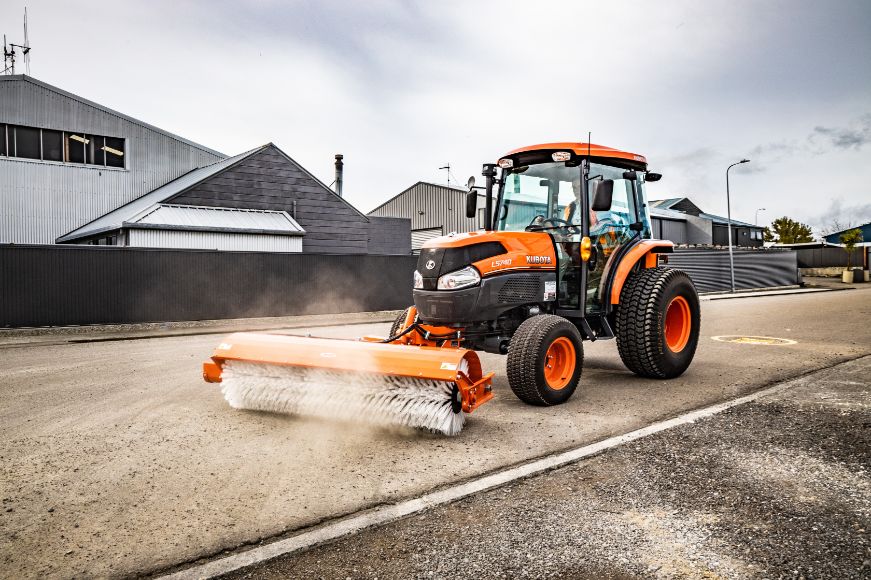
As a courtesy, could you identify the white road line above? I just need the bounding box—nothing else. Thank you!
[160,379,797,580]
[700,287,831,301]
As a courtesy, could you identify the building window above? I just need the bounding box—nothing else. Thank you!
[15,125,41,159]
[1,123,124,168]
[43,129,63,162]
[104,136,125,167]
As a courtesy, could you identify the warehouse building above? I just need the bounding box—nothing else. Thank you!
[823,221,871,246]
[1,75,409,254]
[0,75,225,244]
[367,180,762,251]
[650,198,764,247]
[368,181,491,253]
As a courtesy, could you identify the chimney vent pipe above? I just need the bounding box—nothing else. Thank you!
[334,154,344,197]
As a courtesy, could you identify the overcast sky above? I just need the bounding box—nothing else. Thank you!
[3,0,870,233]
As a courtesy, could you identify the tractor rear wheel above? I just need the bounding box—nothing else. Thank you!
[616,267,700,379]
[507,315,583,406]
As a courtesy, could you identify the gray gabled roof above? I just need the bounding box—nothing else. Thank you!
[368,181,488,215]
[698,212,759,229]
[650,198,684,209]
[128,204,304,236]
[650,207,688,221]
[57,145,267,242]
[0,75,225,158]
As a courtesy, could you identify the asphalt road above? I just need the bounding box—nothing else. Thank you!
[1,285,870,578]
[227,356,871,580]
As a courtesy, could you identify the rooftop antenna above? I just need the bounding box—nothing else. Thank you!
[23,6,30,75]
[2,34,12,74]
[439,163,452,186]
[2,8,31,75]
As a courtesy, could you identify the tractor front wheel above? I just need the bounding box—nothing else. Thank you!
[388,307,415,339]
[616,267,700,379]
[507,315,584,406]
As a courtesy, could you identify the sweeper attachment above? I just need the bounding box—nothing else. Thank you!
[203,332,494,435]
[203,141,700,436]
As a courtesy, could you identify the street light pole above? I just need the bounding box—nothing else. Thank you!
[726,159,750,293]
[755,207,766,226]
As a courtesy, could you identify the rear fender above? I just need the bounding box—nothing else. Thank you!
[608,240,674,305]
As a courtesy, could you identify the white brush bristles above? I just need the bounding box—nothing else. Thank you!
[220,360,467,436]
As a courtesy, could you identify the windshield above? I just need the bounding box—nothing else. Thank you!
[496,162,582,232]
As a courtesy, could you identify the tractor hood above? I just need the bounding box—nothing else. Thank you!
[416,231,556,290]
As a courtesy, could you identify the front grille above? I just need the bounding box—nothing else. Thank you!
[417,242,508,291]
[497,276,540,303]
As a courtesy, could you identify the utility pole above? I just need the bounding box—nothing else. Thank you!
[726,159,750,293]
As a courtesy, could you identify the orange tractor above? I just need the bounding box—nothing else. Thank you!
[204,142,700,435]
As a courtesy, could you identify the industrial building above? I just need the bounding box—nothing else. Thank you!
[368,181,491,252]
[1,75,409,254]
[823,221,871,246]
[650,198,764,247]
[368,180,763,251]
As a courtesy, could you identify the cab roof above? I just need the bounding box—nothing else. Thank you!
[504,142,647,165]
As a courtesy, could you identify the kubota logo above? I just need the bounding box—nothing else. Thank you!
[525,255,552,264]
[425,260,436,270]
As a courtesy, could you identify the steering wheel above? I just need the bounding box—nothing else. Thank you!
[526,216,579,233]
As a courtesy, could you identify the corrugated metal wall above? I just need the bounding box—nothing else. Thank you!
[369,182,478,234]
[653,218,688,244]
[0,77,224,244]
[127,230,303,252]
[795,246,869,268]
[667,249,799,293]
[0,245,415,326]
[411,227,443,252]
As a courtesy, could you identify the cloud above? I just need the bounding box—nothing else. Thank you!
[739,113,871,173]
[811,114,871,151]
[815,198,871,233]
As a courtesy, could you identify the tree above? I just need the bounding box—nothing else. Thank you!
[822,219,853,237]
[763,226,775,242]
[767,216,815,244]
[839,228,863,269]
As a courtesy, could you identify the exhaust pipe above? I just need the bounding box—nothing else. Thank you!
[334,154,344,197]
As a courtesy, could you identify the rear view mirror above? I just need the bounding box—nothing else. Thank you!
[466,175,476,190]
[465,190,477,218]
[646,172,662,182]
[591,179,614,211]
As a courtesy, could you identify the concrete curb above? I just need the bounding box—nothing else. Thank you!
[700,287,836,301]
[0,311,401,348]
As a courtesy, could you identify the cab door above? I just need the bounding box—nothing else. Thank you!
[584,165,641,314]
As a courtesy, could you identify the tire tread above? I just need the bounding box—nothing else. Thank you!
[507,315,583,406]
[615,267,699,379]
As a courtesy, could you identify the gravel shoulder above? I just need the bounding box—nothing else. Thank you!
[224,355,871,580]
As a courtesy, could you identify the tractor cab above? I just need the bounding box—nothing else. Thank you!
[486,144,656,316]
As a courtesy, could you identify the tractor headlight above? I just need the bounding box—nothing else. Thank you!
[413,270,423,289]
[437,266,481,290]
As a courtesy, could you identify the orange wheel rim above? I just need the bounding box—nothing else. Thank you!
[665,296,692,353]
[544,337,576,390]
